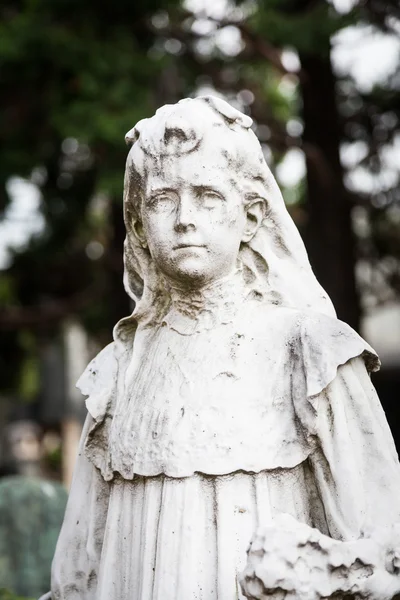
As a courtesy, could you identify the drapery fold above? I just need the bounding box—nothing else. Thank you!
[52,356,400,600]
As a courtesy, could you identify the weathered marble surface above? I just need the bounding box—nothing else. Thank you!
[48,96,400,600]
[241,514,400,600]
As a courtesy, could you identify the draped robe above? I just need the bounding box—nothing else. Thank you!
[51,290,400,600]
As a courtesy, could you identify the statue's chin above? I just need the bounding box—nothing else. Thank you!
[161,257,217,289]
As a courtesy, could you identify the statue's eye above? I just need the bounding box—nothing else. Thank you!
[148,192,177,213]
[201,190,224,209]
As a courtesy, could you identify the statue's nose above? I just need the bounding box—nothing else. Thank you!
[175,194,196,231]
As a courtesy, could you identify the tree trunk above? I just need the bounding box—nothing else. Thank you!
[299,52,361,330]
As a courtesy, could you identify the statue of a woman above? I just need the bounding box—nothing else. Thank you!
[50,97,400,600]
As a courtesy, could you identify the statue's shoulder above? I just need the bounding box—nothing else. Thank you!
[76,342,117,397]
[76,342,119,422]
[286,308,380,397]
[244,303,379,398]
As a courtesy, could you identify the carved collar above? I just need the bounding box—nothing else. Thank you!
[160,273,242,335]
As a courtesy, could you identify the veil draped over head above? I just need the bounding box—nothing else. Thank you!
[116,96,335,340]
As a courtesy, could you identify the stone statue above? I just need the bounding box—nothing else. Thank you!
[49,97,400,600]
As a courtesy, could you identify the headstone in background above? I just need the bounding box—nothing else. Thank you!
[0,476,67,598]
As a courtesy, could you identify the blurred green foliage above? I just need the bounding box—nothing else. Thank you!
[0,0,181,395]
[251,0,352,54]
[0,0,399,405]
[0,590,34,600]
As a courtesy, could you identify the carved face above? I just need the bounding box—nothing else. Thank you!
[136,148,262,288]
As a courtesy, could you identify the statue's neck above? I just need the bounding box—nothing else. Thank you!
[161,272,243,335]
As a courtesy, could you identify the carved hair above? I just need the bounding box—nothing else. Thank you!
[115,96,334,339]
[124,96,266,220]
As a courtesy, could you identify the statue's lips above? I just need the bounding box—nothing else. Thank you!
[173,244,207,250]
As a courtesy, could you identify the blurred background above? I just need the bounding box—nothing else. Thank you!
[0,0,399,596]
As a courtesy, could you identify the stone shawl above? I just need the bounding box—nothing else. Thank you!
[78,289,379,481]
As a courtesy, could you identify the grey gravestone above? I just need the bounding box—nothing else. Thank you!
[0,476,67,598]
